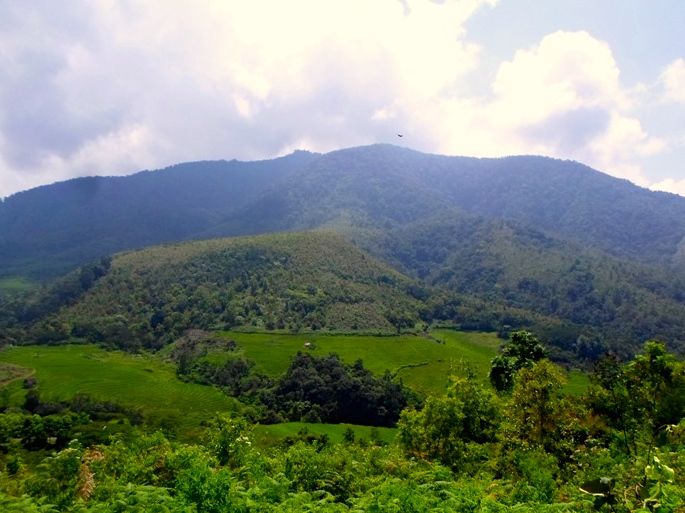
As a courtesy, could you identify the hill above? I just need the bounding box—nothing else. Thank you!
[365,212,685,355]
[4,144,685,355]
[0,150,318,277]
[209,145,685,266]
[4,144,685,279]
[28,231,426,350]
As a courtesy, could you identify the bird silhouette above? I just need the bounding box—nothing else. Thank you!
[397,133,403,137]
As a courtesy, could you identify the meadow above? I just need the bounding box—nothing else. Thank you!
[0,344,239,437]
[0,329,588,441]
[0,276,35,295]
[221,329,504,395]
[215,328,588,394]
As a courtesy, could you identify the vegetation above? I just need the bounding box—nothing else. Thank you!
[0,151,318,278]
[24,232,424,351]
[0,277,36,297]
[0,339,682,512]
[3,144,685,509]
[190,329,502,395]
[489,330,547,391]
[0,345,240,437]
[4,144,685,356]
[370,212,685,355]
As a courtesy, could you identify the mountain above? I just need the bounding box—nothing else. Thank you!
[3,144,685,355]
[26,232,426,350]
[364,212,685,355]
[4,144,685,279]
[209,145,685,266]
[0,150,318,277]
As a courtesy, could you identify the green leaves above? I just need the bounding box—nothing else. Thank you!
[489,330,547,391]
[398,375,499,468]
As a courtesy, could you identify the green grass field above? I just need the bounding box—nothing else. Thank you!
[219,329,499,396]
[0,276,36,295]
[0,344,239,437]
[0,330,589,444]
[219,329,587,395]
[253,422,397,447]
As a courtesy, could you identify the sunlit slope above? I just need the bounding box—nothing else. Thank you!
[217,330,494,395]
[47,231,425,350]
[0,344,239,434]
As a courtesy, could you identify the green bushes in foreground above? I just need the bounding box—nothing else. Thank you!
[0,341,683,512]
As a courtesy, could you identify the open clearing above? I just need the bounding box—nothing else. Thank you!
[221,329,587,395]
[0,276,36,295]
[0,330,588,441]
[0,344,239,436]
[222,329,501,395]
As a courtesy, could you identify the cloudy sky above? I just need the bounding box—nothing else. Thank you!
[1,0,684,198]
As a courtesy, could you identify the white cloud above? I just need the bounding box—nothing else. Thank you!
[428,31,665,186]
[660,58,685,105]
[0,2,678,198]
[0,0,498,197]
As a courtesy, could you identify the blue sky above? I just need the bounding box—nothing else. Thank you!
[0,0,683,197]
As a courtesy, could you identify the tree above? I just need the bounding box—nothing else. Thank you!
[489,330,547,391]
[398,374,500,468]
[589,341,685,454]
[508,360,566,448]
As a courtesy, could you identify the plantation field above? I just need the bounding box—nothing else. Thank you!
[220,329,588,395]
[253,422,397,447]
[0,344,239,436]
[220,329,500,395]
[0,276,35,295]
[0,362,33,387]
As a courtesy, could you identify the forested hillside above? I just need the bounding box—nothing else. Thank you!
[208,145,685,265]
[3,144,685,355]
[366,212,685,355]
[4,144,685,278]
[23,232,425,350]
[0,151,317,277]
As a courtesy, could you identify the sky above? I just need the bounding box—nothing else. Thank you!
[0,0,684,198]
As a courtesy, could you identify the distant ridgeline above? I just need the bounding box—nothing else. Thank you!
[2,144,685,357]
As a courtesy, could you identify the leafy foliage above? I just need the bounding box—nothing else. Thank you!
[489,330,548,391]
[398,373,499,468]
[32,232,424,350]
[0,337,684,512]
[263,353,412,426]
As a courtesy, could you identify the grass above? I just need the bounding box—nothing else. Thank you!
[253,422,397,447]
[218,329,501,396]
[565,370,592,396]
[0,330,590,445]
[219,328,588,396]
[0,362,33,387]
[0,344,239,437]
[0,276,36,295]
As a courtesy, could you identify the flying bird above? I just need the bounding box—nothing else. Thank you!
[397,133,403,138]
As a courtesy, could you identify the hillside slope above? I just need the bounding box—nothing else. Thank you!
[211,145,685,266]
[4,144,685,278]
[33,232,425,350]
[0,151,318,277]
[364,212,685,355]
